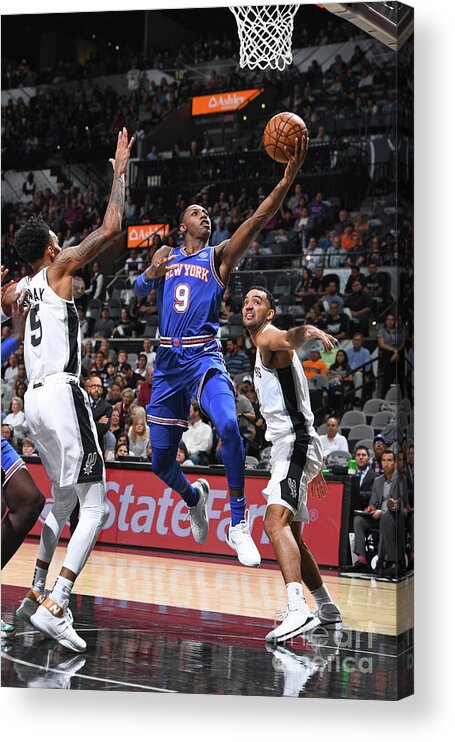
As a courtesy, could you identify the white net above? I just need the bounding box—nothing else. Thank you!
[229,5,299,71]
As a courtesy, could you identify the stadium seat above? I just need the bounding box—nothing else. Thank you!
[370,411,394,432]
[273,274,291,297]
[317,423,327,436]
[245,455,259,468]
[385,386,402,403]
[355,438,374,455]
[348,424,375,453]
[326,450,351,467]
[362,398,387,423]
[340,411,366,428]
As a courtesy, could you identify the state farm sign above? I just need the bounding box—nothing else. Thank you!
[192,88,263,116]
[27,464,344,566]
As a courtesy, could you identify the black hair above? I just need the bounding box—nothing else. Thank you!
[179,206,189,225]
[14,215,51,266]
[355,445,369,456]
[333,349,349,368]
[248,285,276,314]
[178,440,189,459]
[382,448,396,461]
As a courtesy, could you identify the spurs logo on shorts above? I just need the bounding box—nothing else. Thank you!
[83,452,98,476]
[287,477,297,498]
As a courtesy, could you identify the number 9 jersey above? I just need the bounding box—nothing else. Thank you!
[19,268,81,380]
[155,246,225,339]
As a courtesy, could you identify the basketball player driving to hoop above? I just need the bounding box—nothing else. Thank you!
[242,286,342,642]
[13,127,133,652]
[134,135,308,569]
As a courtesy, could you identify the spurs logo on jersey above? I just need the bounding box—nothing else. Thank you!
[19,268,80,380]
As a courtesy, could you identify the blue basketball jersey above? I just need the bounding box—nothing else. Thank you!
[155,246,225,338]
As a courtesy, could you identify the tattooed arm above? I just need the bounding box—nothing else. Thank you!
[48,127,134,300]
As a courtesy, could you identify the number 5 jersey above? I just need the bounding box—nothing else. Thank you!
[18,269,81,380]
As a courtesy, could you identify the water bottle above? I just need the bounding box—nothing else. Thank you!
[347,458,357,476]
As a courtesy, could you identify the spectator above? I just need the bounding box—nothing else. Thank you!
[4,397,28,435]
[2,423,18,451]
[118,388,135,431]
[233,380,257,456]
[135,352,149,378]
[305,305,326,330]
[346,333,372,405]
[306,192,329,220]
[365,262,388,309]
[223,338,251,376]
[377,313,405,397]
[122,362,143,391]
[287,183,304,212]
[136,366,153,410]
[302,348,328,380]
[353,445,378,506]
[344,279,373,336]
[212,216,230,243]
[85,260,106,303]
[327,350,354,418]
[77,307,90,339]
[294,206,315,249]
[324,302,349,342]
[21,437,38,456]
[124,248,144,277]
[349,449,408,576]
[128,416,151,459]
[294,267,313,301]
[22,172,36,204]
[94,307,115,338]
[344,264,366,296]
[86,376,112,450]
[303,236,325,270]
[106,382,123,407]
[317,279,344,314]
[181,402,213,465]
[108,407,124,441]
[113,439,133,461]
[176,441,194,467]
[112,306,140,337]
[141,338,156,368]
[320,417,349,459]
[370,434,389,475]
[325,234,344,268]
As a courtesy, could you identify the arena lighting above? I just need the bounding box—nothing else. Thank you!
[243,115,248,121]
[261,103,266,109]
[316,2,413,50]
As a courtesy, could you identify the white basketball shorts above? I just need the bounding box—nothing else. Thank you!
[262,434,323,522]
[25,373,104,487]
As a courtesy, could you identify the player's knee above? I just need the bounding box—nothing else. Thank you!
[264,510,282,541]
[218,415,241,444]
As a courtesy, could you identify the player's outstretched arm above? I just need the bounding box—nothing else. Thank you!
[50,128,134,279]
[217,135,309,277]
[258,323,336,355]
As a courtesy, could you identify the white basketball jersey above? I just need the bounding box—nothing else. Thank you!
[254,339,316,444]
[21,268,81,379]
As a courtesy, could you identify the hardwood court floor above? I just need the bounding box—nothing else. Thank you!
[1,542,414,699]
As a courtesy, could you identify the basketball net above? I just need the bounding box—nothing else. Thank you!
[229,4,299,71]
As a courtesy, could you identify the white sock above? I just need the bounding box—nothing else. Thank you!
[310,583,333,608]
[49,576,74,608]
[286,581,305,610]
[32,566,48,594]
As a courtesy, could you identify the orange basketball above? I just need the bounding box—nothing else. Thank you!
[263,112,308,163]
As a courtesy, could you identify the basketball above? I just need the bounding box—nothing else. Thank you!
[263,112,308,163]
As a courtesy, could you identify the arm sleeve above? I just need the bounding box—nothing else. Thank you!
[1,336,19,364]
[134,272,160,298]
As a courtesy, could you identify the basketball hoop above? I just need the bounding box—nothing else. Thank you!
[229,4,299,71]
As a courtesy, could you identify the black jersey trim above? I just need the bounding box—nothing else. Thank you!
[277,365,310,510]
[64,303,79,375]
[70,384,104,483]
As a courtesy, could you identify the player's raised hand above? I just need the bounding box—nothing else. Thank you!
[11,292,30,342]
[303,325,337,351]
[284,132,309,182]
[109,127,134,176]
[144,248,176,280]
[309,471,328,501]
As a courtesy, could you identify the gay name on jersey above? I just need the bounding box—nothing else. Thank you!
[165,263,209,283]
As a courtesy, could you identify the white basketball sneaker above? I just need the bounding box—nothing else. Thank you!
[16,588,47,624]
[30,598,86,653]
[226,510,261,567]
[187,479,210,544]
[265,600,320,644]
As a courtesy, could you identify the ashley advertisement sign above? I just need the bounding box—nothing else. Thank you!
[27,464,344,566]
[127,223,169,248]
[192,88,263,116]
